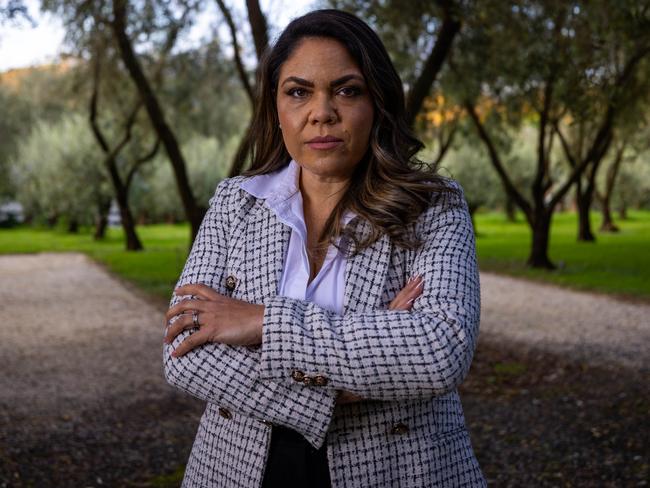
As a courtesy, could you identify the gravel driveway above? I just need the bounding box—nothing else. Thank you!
[0,252,647,486]
[0,253,204,487]
[480,273,650,372]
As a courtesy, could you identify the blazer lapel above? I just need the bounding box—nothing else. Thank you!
[243,200,291,303]
[343,220,392,314]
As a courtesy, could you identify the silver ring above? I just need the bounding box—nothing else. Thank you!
[192,310,200,327]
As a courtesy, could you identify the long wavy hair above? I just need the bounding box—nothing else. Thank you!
[241,9,458,256]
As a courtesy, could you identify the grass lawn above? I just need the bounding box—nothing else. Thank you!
[0,209,648,301]
[474,209,649,300]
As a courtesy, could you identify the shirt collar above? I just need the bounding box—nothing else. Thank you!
[239,159,300,206]
[240,159,357,226]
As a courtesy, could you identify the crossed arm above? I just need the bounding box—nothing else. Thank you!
[163,179,479,447]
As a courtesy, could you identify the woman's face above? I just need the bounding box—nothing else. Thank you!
[276,37,374,182]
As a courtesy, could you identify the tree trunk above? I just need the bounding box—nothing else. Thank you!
[68,219,79,234]
[576,189,595,241]
[600,202,619,232]
[111,0,205,242]
[94,197,111,240]
[618,202,628,220]
[574,177,595,241]
[405,10,461,127]
[599,144,624,232]
[115,183,143,251]
[576,156,604,241]
[527,210,555,269]
[245,0,269,60]
[47,215,58,228]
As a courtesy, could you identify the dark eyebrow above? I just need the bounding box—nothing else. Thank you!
[281,76,314,87]
[330,74,365,87]
[280,74,365,88]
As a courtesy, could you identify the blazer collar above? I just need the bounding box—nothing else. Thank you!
[240,163,391,313]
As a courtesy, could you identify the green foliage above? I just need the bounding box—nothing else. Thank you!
[0,86,33,199]
[323,0,449,88]
[613,155,650,210]
[10,112,112,226]
[133,134,237,222]
[159,40,251,144]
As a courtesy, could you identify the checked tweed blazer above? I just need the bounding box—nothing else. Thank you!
[163,172,486,488]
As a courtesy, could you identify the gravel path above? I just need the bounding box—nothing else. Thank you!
[0,253,203,487]
[0,252,647,486]
[0,253,172,423]
[479,273,650,371]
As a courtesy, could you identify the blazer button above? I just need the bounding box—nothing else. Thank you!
[225,275,237,291]
[390,423,409,435]
[260,419,273,426]
[302,376,314,386]
[314,374,329,387]
[218,407,232,420]
[291,370,305,382]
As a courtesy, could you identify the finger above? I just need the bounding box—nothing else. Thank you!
[165,299,209,322]
[171,328,209,358]
[165,312,199,344]
[175,283,221,301]
[389,275,423,310]
[392,278,424,310]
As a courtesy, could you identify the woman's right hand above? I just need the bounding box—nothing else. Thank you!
[336,274,425,405]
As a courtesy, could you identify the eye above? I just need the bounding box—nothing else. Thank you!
[286,87,309,98]
[337,86,363,97]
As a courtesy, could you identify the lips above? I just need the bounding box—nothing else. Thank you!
[306,135,343,150]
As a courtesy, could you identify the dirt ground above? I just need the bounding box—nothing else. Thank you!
[0,253,647,487]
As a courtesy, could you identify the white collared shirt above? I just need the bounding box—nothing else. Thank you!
[239,159,355,315]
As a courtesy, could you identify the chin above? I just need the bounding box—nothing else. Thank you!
[300,154,355,176]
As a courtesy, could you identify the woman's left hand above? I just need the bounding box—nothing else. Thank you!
[164,283,265,357]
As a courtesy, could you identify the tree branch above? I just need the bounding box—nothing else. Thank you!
[405,5,461,127]
[546,44,650,210]
[464,100,532,220]
[245,0,268,60]
[126,138,160,188]
[215,0,254,103]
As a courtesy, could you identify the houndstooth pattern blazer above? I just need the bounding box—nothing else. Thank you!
[163,172,486,487]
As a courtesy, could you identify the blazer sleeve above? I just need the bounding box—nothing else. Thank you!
[257,182,481,401]
[163,178,337,449]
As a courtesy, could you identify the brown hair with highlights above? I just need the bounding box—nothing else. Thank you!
[241,9,459,255]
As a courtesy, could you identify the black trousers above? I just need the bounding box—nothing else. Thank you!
[261,425,331,488]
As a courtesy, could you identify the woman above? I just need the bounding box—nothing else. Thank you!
[163,9,485,488]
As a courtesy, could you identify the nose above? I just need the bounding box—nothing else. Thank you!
[308,93,338,125]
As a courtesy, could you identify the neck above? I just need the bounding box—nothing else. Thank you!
[298,167,351,216]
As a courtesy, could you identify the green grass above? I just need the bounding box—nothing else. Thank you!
[0,209,648,301]
[474,209,650,300]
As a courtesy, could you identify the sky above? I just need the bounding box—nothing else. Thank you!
[0,0,318,72]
